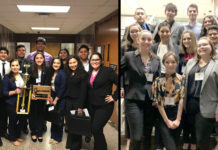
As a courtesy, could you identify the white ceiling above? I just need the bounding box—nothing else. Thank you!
[0,0,118,34]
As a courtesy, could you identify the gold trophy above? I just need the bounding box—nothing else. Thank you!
[16,63,32,114]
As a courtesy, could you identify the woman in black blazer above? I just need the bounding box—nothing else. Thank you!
[3,59,25,146]
[87,52,118,150]
[65,55,88,150]
[28,52,49,142]
[47,57,66,144]
[121,30,160,150]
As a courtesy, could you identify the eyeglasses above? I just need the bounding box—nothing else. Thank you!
[91,59,101,62]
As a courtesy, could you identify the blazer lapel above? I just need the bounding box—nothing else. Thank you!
[134,50,145,77]
[150,58,159,73]
[201,60,215,92]
[171,22,177,35]
[186,59,197,75]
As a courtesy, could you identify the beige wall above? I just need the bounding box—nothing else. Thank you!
[121,0,217,18]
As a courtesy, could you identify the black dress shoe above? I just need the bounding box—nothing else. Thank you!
[0,138,2,146]
[38,137,43,142]
[31,136,37,142]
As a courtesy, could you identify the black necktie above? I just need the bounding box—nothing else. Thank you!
[2,62,5,77]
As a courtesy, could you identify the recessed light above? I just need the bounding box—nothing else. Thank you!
[17,5,70,13]
[31,27,60,31]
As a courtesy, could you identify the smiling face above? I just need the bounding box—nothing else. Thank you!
[163,55,178,74]
[69,58,78,71]
[208,29,218,45]
[90,54,101,70]
[158,26,171,42]
[59,50,68,60]
[129,25,140,41]
[187,7,198,21]
[182,33,192,49]
[165,9,176,22]
[52,59,61,71]
[0,50,8,61]
[36,42,46,52]
[138,31,153,51]
[16,47,26,59]
[11,60,20,74]
[197,39,212,58]
[78,48,89,61]
[203,17,212,30]
[35,53,44,66]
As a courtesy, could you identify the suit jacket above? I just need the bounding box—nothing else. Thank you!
[152,21,184,45]
[88,66,118,106]
[184,58,218,118]
[27,67,49,86]
[151,42,179,56]
[2,74,22,105]
[65,72,88,108]
[52,69,66,99]
[120,50,161,101]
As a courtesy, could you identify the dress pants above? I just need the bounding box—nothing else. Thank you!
[125,99,155,150]
[0,99,8,136]
[89,102,114,150]
[29,100,45,137]
[195,113,215,150]
[159,118,182,150]
[65,98,82,150]
[6,104,23,141]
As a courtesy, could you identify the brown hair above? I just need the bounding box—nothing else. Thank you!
[165,3,177,15]
[179,30,197,55]
[162,51,179,64]
[187,4,198,12]
[196,36,216,60]
[123,23,142,51]
[200,15,218,37]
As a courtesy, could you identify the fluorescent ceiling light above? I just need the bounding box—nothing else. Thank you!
[17,5,70,13]
[31,27,60,31]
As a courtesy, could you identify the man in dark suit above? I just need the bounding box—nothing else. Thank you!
[78,45,91,72]
[122,7,155,41]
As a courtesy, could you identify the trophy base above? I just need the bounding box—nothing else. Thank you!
[16,112,29,115]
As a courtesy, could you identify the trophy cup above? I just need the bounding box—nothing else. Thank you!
[16,63,32,114]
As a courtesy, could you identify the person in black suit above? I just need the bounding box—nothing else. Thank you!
[47,57,66,144]
[28,52,49,142]
[121,30,160,150]
[88,52,118,150]
[2,59,25,146]
[64,55,88,150]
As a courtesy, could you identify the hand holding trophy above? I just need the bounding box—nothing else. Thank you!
[16,63,32,114]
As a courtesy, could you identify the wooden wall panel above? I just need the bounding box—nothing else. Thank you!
[95,10,118,124]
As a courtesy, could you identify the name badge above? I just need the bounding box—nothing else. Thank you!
[70,110,76,115]
[36,78,41,83]
[181,66,186,74]
[164,97,175,106]
[48,106,54,111]
[19,70,22,74]
[195,72,204,81]
[145,73,153,82]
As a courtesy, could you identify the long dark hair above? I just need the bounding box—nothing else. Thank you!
[8,59,20,82]
[65,55,87,80]
[31,52,46,79]
[47,56,63,83]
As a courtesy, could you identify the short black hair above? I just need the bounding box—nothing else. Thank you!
[0,47,9,55]
[78,45,89,52]
[16,44,25,52]
[208,25,218,31]
[58,48,70,57]
[36,37,46,44]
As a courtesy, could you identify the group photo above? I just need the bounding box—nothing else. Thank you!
[121,0,218,150]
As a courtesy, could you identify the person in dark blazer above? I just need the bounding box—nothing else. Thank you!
[183,37,218,150]
[47,57,66,144]
[64,55,88,150]
[2,59,25,146]
[28,52,49,142]
[121,30,160,150]
[58,48,69,65]
[87,52,118,150]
